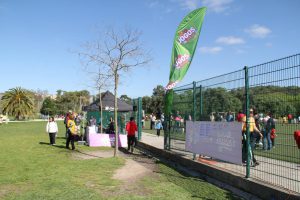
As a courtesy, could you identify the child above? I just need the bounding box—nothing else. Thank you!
[66,115,77,150]
[46,117,58,145]
[126,117,137,153]
[155,120,162,137]
[270,128,277,148]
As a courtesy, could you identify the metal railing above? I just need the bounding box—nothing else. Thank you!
[166,53,300,194]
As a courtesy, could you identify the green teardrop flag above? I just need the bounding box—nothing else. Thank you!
[165,7,207,115]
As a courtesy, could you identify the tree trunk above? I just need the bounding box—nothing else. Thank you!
[114,72,119,157]
[99,88,103,133]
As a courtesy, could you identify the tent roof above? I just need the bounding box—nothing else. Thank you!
[83,91,133,112]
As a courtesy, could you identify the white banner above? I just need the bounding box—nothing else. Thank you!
[186,121,242,164]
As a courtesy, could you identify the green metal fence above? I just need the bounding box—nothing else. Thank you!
[132,97,142,140]
[167,53,300,194]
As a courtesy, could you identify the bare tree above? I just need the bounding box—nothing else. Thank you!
[94,67,111,133]
[79,27,151,156]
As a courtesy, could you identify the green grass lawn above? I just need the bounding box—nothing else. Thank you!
[0,121,241,200]
[254,123,300,164]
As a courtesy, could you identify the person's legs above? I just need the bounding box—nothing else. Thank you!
[271,138,275,147]
[127,135,130,150]
[65,127,68,139]
[255,132,260,145]
[50,133,56,145]
[66,133,71,149]
[157,129,160,136]
[267,131,272,150]
[263,131,267,150]
[127,136,134,152]
[70,135,75,150]
[250,134,257,164]
[242,132,247,163]
[49,133,53,144]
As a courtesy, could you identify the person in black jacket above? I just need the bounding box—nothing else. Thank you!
[266,112,275,150]
[108,117,115,134]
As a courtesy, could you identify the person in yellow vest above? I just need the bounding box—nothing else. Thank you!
[242,108,262,166]
[66,115,77,150]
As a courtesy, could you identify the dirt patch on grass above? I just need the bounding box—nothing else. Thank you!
[72,149,159,197]
[113,158,154,181]
[0,184,30,199]
[107,151,159,197]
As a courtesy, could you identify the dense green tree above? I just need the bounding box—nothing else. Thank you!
[40,97,57,116]
[120,94,132,104]
[55,90,90,114]
[202,87,242,116]
[1,87,34,120]
[150,85,165,114]
[142,96,152,114]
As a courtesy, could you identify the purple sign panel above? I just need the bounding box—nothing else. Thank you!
[186,121,242,165]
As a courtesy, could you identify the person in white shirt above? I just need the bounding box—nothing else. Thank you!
[46,117,58,145]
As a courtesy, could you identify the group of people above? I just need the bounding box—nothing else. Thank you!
[149,113,164,137]
[45,110,139,153]
[241,109,276,166]
[210,111,235,122]
[45,111,83,150]
[0,114,8,125]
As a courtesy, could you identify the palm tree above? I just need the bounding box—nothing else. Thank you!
[1,87,34,120]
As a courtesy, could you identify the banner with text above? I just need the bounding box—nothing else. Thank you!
[186,121,242,165]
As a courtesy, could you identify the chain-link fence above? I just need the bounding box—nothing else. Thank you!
[167,54,300,194]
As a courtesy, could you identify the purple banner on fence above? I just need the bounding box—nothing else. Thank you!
[186,121,242,165]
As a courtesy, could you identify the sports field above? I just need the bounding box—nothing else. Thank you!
[142,120,300,164]
[0,121,241,200]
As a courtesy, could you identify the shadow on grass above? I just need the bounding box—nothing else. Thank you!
[154,160,242,200]
[74,150,112,158]
[118,147,160,166]
[56,136,66,139]
[39,142,66,149]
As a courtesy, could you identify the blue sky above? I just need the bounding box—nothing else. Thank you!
[0,0,299,98]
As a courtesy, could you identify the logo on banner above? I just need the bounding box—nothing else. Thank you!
[174,54,190,69]
[178,27,197,44]
[165,81,179,90]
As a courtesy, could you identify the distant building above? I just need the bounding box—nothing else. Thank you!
[49,94,57,100]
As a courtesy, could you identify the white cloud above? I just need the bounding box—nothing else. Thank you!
[216,36,245,45]
[235,49,246,54]
[148,1,159,8]
[175,0,233,12]
[165,8,173,13]
[201,0,233,13]
[245,24,271,38]
[199,46,223,54]
[177,0,199,11]
[265,42,272,47]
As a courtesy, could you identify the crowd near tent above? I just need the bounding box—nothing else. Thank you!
[83,91,133,133]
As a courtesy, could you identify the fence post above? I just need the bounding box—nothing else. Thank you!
[168,114,171,150]
[192,81,196,160]
[199,85,203,117]
[244,66,251,178]
[137,97,142,141]
[164,115,168,150]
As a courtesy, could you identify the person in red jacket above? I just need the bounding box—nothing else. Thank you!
[126,117,137,153]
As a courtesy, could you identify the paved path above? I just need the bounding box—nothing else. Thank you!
[141,132,300,194]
